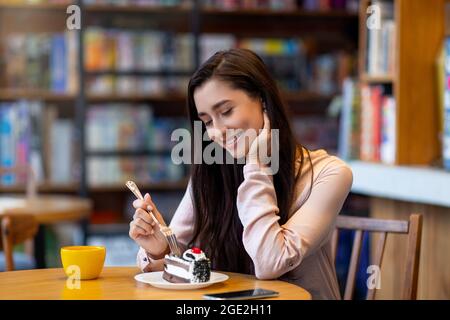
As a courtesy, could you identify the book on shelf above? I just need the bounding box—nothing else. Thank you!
[380,95,396,165]
[365,0,396,77]
[85,28,193,95]
[338,77,360,160]
[199,34,236,65]
[444,37,450,170]
[0,101,35,185]
[436,41,445,138]
[203,0,296,10]
[85,28,194,71]
[292,115,339,154]
[312,53,339,95]
[203,0,359,12]
[200,34,354,95]
[0,102,30,184]
[50,119,74,183]
[1,31,78,94]
[86,103,188,152]
[303,0,359,12]
[86,104,153,152]
[82,29,355,96]
[87,155,186,186]
[82,0,188,6]
[0,101,77,186]
[359,83,396,164]
[86,103,188,186]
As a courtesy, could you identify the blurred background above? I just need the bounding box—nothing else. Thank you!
[0,0,449,299]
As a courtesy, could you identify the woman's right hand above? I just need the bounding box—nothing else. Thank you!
[129,193,168,257]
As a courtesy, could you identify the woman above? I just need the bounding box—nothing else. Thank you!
[129,48,353,299]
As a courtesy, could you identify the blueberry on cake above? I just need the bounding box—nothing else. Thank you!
[162,247,211,283]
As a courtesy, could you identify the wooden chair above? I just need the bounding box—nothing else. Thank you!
[331,214,423,300]
[0,214,39,271]
[0,165,39,271]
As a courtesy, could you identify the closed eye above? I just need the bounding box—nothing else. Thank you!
[222,108,233,116]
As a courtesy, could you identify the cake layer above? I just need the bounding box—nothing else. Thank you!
[165,257,189,270]
[164,263,191,281]
[162,270,190,283]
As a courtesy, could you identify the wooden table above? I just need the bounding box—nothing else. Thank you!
[0,267,312,300]
[0,195,91,224]
[0,195,92,268]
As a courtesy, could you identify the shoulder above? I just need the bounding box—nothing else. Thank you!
[295,147,353,182]
[291,148,353,209]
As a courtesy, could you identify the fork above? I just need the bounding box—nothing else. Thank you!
[126,180,181,257]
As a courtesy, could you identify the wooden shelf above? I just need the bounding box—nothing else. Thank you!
[88,91,335,104]
[0,89,76,102]
[0,89,336,106]
[0,179,188,193]
[201,7,358,18]
[0,2,189,13]
[86,149,172,157]
[84,3,191,14]
[0,3,357,18]
[360,74,395,84]
[0,89,186,103]
[0,2,71,11]
[87,92,186,103]
[86,70,193,77]
[89,179,188,192]
[349,160,450,208]
[0,182,79,193]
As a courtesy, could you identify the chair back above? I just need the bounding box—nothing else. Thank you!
[331,214,423,300]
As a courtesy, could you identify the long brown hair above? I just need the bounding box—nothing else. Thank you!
[187,48,311,274]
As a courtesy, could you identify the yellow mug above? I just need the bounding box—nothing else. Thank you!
[61,246,106,280]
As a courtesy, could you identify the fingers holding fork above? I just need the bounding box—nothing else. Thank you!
[127,181,180,256]
[132,192,165,224]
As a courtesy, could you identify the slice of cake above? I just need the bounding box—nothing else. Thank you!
[163,247,211,283]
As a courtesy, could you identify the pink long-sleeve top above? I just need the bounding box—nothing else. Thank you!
[136,147,353,299]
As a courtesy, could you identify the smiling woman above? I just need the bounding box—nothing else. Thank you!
[129,48,354,300]
[185,49,301,274]
[194,79,264,159]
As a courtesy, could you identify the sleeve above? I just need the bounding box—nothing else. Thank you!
[236,159,353,280]
[137,180,195,272]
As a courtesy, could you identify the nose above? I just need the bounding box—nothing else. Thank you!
[207,121,227,142]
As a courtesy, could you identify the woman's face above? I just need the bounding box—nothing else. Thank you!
[194,78,264,159]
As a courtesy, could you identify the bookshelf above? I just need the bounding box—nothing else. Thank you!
[347,0,448,299]
[357,0,444,165]
[0,0,359,260]
[0,0,359,191]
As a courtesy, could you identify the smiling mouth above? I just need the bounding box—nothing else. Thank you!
[224,132,243,148]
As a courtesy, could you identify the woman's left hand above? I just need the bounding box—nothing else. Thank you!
[247,111,271,166]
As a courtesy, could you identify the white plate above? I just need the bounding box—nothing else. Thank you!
[135,271,229,290]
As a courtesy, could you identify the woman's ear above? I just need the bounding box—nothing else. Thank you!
[262,101,267,113]
[260,102,267,130]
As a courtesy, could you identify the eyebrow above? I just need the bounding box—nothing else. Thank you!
[197,99,231,117]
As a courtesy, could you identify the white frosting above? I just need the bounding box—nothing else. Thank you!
[164,264,192,281]
[182,249,206,261]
